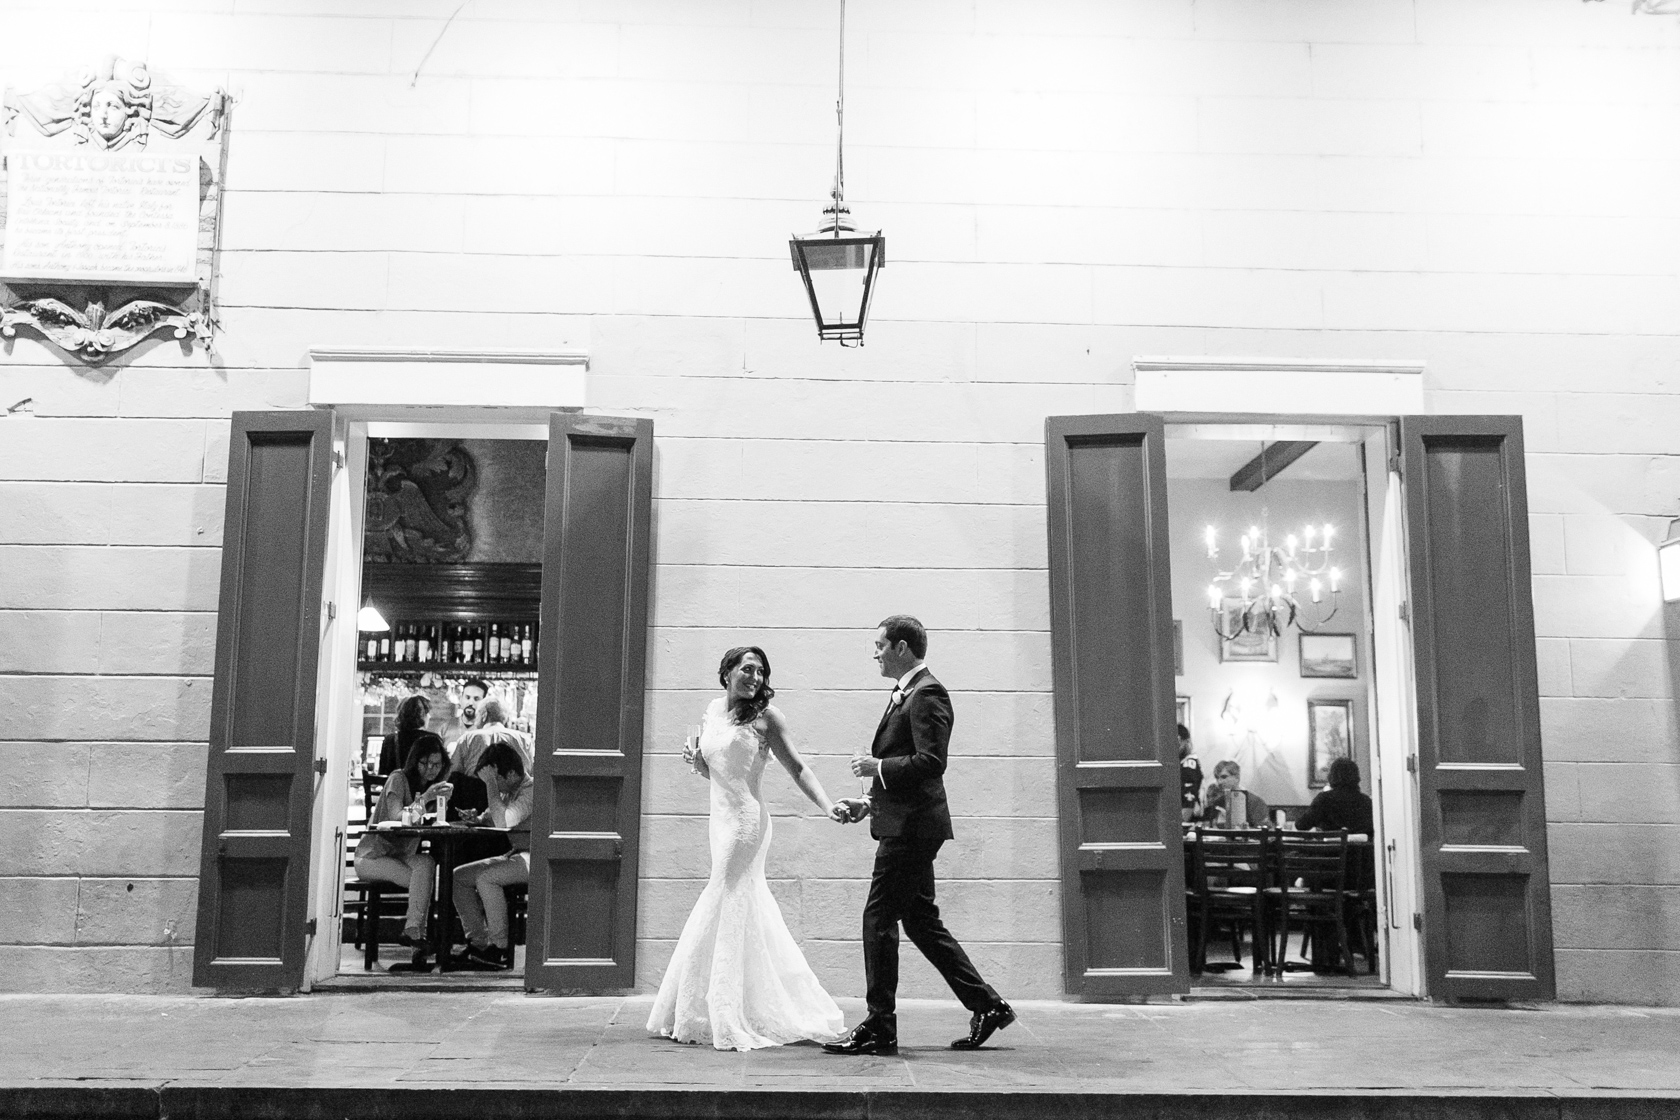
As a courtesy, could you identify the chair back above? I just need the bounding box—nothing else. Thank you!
[1277,830,1349,896]
[362,769,386,820]
[1189,828,1270,896]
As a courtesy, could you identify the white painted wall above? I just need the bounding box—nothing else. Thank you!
[1,0,1677,1002]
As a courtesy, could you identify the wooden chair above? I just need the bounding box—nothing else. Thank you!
[1265,830,1355,978]
[1343,835,1380,973]
[506,882,529,948]
[344,878,409,970]
[1185,829,1272,975]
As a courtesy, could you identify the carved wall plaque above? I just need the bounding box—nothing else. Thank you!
[0,57,229,363]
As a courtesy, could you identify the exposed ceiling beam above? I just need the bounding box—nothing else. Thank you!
[1229,441,1318,492]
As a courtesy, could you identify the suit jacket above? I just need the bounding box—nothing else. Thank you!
[868,669,955,842]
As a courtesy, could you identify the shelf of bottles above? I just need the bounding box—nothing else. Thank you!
[357,619,538,676]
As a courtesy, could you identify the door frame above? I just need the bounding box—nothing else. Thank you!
[300,411,555,989]
[1065,410,1431,998]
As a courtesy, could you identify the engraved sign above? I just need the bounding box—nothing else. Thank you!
[2,149,199,283]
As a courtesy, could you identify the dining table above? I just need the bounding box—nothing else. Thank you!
[371,822,514,972]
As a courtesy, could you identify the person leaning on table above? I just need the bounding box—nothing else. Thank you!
[1199,760,1271,828]
[451,737,534,971]
[355,731,450,963]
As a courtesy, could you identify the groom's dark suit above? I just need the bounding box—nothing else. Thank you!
[861,667,999,1037]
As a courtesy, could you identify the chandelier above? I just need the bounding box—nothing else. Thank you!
[1205,513,1344,639]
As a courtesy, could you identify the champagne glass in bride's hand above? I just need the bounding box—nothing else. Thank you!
[682,726,706,776]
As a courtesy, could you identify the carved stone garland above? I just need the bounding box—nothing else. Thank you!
[0,57,229,363]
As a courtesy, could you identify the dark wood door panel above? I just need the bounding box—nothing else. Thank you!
[193,411,334,991]
[1401,415,1555,1002]
[1046,413,1187,1000]
[525,414,653,992]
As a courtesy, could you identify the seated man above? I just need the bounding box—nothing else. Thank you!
[452,737,534,970]
[1200,760,1271,828]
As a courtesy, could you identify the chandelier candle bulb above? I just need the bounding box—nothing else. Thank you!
[1330,567,1342,592]
[1310,578,1322,603]
[1205,526,1217,558]
[1207,584,1221,609]
[1286,534,1298,557]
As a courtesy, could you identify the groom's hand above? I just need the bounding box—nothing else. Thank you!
[834,797,870,823]
[849,754,881,779]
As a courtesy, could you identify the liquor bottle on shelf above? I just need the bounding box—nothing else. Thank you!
[378,628,391,662]
[522,623,534,664]
[417,623,432,664]
[364,631,379,662]
[488,622,500,664]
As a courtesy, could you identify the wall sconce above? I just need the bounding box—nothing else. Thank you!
[1659,519,1680,602]
[788,0,884,345]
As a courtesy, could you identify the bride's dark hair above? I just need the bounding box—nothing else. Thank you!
[717,645,775,723]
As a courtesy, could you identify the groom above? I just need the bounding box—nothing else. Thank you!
[825,615,1016,1056]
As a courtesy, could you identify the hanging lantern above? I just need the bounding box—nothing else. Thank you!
[788,0,884,346]
[790,197,885,345]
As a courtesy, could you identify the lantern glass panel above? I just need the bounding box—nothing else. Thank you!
[1659,537,1680,602]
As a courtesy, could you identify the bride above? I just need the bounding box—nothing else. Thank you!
[647,645,847,1051]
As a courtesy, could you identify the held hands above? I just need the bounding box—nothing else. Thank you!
[831,798,870,824]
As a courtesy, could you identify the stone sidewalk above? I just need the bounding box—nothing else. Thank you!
[2,992,1678,1118]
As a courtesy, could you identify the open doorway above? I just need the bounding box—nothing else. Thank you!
[325,426,548,986]
[1165,423,1414,993]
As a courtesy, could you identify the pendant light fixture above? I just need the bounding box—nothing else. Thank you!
[789,0,884,345]
[356,595,389,632]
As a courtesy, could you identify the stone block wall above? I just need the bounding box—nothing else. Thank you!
[1,0,1678,1001]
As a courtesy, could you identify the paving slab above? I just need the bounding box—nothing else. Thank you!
[0,993,1677,1119]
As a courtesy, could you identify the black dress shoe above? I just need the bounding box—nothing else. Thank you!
[950,1001,1016,1050]
[822,1028,898,1056]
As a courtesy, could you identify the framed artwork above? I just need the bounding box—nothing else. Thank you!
[1176,695,1191,731]
[1173,619,1184,676]
[1219,599,1277,663]
[1299,632,1357,679]
[1307,698,1354,788]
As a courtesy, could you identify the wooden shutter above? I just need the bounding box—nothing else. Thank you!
[1400,414,1555,1001]
[1045,413,1188,999]
[193,411,334,990]
[525,413,654,990]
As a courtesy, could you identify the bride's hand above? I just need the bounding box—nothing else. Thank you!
[681,738,707,776]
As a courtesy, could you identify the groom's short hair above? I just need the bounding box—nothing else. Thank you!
[878,615,928,659]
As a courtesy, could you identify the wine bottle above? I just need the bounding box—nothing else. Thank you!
[417,623,432,664]
[524,623,535,665]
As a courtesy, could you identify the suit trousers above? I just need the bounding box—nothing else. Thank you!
[862,836,998,1036]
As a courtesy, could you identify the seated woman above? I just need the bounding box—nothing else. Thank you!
[1297,758,1375,835]
[452,737,534,970]
[1200,760,1271,828]
[354,732,450,967]
[1297,757,1377,889]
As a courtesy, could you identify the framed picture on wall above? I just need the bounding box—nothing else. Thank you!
[1173,619,1184,676]
[1219,599,1278,662]
[1299,632,1357,679]
[1307,698,1354,788]
[1176,695,1191,731]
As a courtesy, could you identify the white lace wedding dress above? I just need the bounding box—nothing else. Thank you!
[646,700,845,1051]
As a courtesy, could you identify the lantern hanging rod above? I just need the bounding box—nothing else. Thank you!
[827,0,850,235]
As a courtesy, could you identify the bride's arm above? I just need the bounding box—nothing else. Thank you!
[763,706,836,817]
